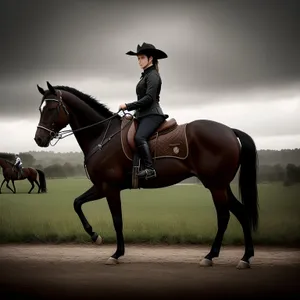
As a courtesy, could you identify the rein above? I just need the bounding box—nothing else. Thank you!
[50,112,122,146]
[37,90,131,146]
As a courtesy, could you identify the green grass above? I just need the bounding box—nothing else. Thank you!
[0,178,299,246]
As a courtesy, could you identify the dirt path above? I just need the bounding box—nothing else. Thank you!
[1,244,300,300]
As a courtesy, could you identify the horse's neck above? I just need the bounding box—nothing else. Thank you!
[65,94,116,156]
[0,160,10,169]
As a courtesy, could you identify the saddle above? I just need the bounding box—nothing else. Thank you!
[121,114,189,189]
[13,167,23,180]
[127,117,178,150]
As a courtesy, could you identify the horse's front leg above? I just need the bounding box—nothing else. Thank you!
[6,180,15,194]
[73,184,105,244]
[105,190,125,265]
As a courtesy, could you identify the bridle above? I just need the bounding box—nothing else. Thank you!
[37,90,70,143]
[37,89,131,147]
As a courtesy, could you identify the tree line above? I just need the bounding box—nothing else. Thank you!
[0,150,300,185]
[257,163,300,186]
[26,148,300,167]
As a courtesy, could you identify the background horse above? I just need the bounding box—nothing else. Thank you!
[0,158,47,194]
[34,81,259,269]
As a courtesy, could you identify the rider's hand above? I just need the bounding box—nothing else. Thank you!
[118,104,127,111]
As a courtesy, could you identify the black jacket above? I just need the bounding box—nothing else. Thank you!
[125,65,167,119]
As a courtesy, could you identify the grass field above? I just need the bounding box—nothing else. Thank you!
[0,177,299,246]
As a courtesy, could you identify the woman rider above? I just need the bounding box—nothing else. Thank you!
[119,42,168,180]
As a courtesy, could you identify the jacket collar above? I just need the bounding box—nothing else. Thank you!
[141,65,155,78]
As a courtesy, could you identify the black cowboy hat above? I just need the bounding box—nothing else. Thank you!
[126,42,168,59]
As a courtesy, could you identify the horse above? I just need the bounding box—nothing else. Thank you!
[34,81,259,269]
[0,158,47,194]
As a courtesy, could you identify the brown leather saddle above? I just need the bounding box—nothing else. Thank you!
[121,114,189,189]
[127,117,178,150]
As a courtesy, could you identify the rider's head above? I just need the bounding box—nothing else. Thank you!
[126,42,168,72]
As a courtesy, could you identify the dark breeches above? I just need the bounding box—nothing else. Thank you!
[134,115,165,146]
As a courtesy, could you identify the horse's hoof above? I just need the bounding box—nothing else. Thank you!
[94,235,103,245]
[199,258,213,267]
[236,260,250,269]
[105,257,119,265]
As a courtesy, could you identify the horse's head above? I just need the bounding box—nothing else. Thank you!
[34,81,70,147]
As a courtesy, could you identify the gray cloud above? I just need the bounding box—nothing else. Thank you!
[0,0,299,118]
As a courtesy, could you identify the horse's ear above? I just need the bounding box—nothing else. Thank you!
[37,84,45,95]
[46,81,56,95]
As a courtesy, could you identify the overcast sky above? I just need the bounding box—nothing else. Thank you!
[0,0,299,153]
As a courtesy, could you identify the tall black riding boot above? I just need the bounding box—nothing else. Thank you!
[137,142,156,179]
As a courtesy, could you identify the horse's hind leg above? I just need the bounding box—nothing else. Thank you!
[11,180,16,193]
[27,179,35,194]
[0,178,6,193]
[227,186,254,269]
[200,188,230,267]
[34,180,40,193]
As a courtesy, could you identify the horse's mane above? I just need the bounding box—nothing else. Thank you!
[51,85,118,119]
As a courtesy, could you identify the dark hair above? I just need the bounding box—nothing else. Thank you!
[153,58,159,72]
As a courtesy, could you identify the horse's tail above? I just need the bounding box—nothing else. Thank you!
[37,169,47,193]
[232,128,259,232]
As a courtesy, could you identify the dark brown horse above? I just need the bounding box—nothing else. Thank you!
[34,81,259,269]
[0,158,47,194]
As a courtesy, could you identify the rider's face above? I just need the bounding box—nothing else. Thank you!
[137,54,153,70]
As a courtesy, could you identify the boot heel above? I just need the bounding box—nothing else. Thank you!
[146,169,156,179]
